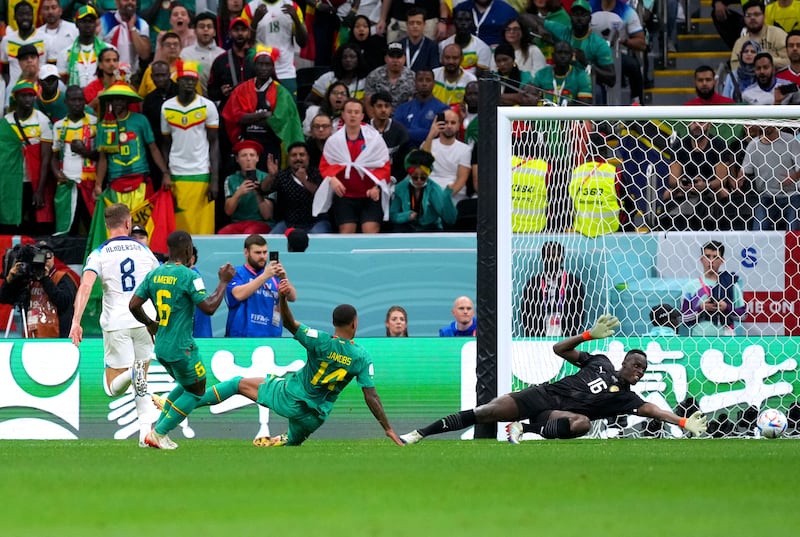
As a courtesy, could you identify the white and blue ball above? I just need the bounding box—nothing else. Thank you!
[757,409,788,439]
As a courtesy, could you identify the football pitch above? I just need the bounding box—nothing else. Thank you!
[3,438,797,537]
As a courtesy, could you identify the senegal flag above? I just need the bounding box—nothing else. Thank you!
[222,79,304,167]
[142,188,175,254]
[85,189,175,259]
[0,118,25,226]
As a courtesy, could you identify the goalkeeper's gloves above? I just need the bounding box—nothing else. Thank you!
[680,411,707,437]
[585,314,620,340]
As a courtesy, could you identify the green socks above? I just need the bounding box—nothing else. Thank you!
[153,377,244,435]
[197,377,243,407]
[155,389,201,435]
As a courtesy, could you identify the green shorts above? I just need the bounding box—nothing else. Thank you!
[158,345,206,387]
[257,376,325,446]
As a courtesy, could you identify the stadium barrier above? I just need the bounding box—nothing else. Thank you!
[3,336,797,441]
[0,338,461,441]
[3,231,787,339]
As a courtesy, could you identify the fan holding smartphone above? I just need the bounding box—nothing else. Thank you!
[225,234,297,338]
[421,108,473,227]
[777,81,799,103]
[741,52,793,104]
[218,140,273,235]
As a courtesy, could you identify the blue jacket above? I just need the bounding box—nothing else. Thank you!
[225,264,282,337]
[400,36,441,72]
[439,318,477,336]
[395,97,449,147]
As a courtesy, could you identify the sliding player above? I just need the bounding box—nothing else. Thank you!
[167,278,404,447]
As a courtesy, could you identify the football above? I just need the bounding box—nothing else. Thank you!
[757,409,788,439]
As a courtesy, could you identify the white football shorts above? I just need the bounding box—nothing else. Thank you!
[103,326,154,369]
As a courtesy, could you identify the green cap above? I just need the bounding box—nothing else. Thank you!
[571,0,591,12]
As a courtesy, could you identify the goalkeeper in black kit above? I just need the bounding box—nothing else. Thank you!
[401,315,708,444]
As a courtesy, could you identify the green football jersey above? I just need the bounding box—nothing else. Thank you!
[134,262,207,362]
[97,112,155,179]
[286,324,375,416]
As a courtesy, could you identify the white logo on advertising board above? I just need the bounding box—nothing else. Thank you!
[0,342,80,439]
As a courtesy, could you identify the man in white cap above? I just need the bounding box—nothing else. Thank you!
[37,63,67,122]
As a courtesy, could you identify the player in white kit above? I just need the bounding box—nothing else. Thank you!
[69,203,161,446]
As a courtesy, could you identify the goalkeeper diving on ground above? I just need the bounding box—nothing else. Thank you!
[401,315,708,444]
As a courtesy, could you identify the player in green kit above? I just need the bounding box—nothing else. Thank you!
[180,278,404,447]
[129,230,235,449]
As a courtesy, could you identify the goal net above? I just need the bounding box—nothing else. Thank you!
[495,105,800,439]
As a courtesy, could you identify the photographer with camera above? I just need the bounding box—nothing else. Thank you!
[0,242,77,338]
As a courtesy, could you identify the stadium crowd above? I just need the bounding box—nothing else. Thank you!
[3,0,792,241]
[0,1,797,258]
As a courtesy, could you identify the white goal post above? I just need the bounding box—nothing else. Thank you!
[493,105,800,439]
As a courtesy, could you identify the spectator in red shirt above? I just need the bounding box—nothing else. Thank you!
[684,65,735,105]
[318,99,391,234]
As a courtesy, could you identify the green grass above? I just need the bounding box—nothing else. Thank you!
[3,439,797,537]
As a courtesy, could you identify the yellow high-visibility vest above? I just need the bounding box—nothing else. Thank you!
[569,161,620,237]
[511,156,548,233]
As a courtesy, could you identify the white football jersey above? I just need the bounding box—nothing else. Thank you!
[247,0,301,80]
[84,236,160,331]
[160,95,219,175]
